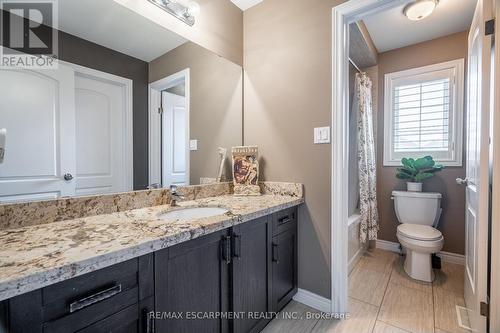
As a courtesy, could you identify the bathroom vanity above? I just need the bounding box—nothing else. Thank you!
[0,183,302,333]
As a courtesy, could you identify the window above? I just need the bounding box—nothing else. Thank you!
[383,59,464,166]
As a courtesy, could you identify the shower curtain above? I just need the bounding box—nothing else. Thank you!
[354,72,379,243]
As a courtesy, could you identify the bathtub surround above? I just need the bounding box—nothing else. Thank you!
[0,182,303,301]
[376,31,468,254]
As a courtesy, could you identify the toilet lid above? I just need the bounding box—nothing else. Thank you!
[397,224,442,241]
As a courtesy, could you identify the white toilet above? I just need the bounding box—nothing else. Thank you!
[392,190,444,282]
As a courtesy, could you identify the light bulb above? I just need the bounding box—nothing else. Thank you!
[404,0,438,21]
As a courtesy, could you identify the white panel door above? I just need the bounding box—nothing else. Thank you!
[0,65,76,203]
[162,91,188,187]
[74,73,127,196]
[463,0,491,331]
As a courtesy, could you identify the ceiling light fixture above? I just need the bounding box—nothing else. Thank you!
[403,0,438,21]
[147,0,197,26]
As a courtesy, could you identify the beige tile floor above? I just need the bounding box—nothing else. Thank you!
[262,248,470,333]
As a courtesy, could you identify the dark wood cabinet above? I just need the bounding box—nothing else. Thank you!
[271,226,298,312]
[154,229,231,333]
[231,216,272,333]
[2,255,154,333]
[1,207,299,333]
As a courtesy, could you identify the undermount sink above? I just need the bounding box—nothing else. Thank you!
[158,207,229,221]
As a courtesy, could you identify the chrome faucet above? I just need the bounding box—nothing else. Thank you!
[170,185,185,206]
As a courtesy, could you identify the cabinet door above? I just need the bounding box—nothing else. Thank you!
[272,226,298,312]
[231,216,272,333]
[154,230,230,333]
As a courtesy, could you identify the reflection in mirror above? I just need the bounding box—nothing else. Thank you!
[0,0,243,203]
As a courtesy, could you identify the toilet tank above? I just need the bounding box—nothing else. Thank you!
[392,191,442,226]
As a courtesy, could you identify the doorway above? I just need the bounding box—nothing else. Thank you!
[332,2,495,333]
[149,68,190,188]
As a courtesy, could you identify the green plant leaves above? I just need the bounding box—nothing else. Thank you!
[396,156,444,183]
[415,172,435,182]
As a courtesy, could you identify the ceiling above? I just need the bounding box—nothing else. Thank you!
[56,0,187,62]
[363,0,477,53]
[230,0,263,11]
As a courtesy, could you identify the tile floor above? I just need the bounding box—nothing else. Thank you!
[262,248,470,333]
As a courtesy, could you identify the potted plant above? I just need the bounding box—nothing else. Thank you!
[396,156,444,192]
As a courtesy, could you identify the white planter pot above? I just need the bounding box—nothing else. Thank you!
[407,182,422,192]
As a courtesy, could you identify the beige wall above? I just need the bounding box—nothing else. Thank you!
[244,0,345,299]
[377,31,468,254]
[115,0,243,65]
[150,42,243,184]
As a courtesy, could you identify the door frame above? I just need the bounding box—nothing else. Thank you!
[490,1,500,331]
[148,68,190,187]
[332,0,498,324]
[331,0,413,314]
[62,60,134,192]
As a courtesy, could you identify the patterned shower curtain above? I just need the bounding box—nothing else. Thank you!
[355,72,379,243]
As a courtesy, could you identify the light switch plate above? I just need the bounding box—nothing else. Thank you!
[189,139,198,151]
[314,127,330,144]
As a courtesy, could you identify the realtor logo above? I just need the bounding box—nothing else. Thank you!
[0,0,58,68]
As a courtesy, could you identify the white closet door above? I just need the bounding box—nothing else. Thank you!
[74,73,127,196]
[0,65,76,203]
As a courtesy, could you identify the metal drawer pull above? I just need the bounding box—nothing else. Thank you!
[69,284,122,313]
[278,216,291,225]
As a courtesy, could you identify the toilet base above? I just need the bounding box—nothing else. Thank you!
[403,249,435,282]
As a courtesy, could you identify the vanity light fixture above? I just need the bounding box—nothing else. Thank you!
[403,0,438,21]
[147,0,198,26]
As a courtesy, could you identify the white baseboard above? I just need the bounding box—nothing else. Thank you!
[375,239,465,265]
[293,288,332,313]
[375,239,402,253]
[348,247,365,274]
[437,251,466,265]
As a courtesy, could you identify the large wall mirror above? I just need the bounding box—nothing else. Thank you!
[0,0,243,203]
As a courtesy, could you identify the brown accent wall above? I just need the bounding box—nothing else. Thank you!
[377,31,468,254]
[149,42,243,185]
[244,0,346,299]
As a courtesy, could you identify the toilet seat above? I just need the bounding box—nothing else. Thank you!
[397,224,442,241]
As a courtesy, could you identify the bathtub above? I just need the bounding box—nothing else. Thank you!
[348,212,367,273]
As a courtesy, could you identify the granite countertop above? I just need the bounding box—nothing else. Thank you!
[0,193,303,301]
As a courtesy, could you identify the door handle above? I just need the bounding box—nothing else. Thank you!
[221,236,231,264]
[63,173,74,181]
[456,178,469,186]
[232,234,241,259]
[272,243,279,263]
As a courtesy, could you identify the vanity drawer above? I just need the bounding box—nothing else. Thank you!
[42,287,139,333]
[7,255,154,333]
[41,258,140,322]
[272,207,297,236]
